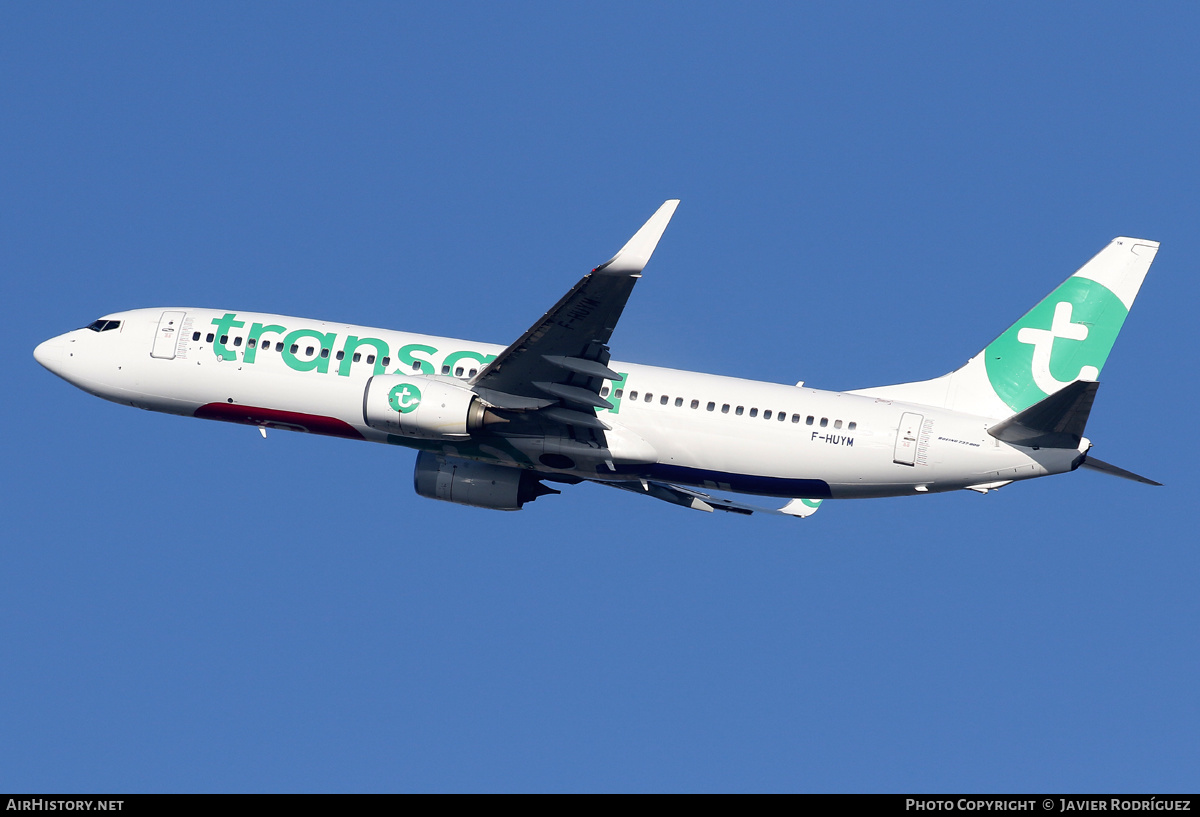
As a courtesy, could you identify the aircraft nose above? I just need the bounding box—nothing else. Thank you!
[34,335,67,376]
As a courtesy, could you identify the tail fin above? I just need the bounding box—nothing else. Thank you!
[851,237,1159,418]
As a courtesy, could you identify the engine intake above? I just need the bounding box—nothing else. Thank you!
[413,452,559,510]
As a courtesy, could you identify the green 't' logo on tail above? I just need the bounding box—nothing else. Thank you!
[984,277,1128,412]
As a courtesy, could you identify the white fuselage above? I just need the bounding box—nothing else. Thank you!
[34,307,1085,500]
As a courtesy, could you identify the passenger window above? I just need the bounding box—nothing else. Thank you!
[791,414,800,423]
[778,412,786,422]
[706,402,715,411]
[660,395,668,405]
[320,348,329,359]
[233,337,242,347]
[614,389,623,399]
[820,417,828,428]
[690,399,699,409]
[221,335,229,345]
[192,332,201,341]
[675,397,683,407]
[721,404,730,414]
[806,416,814,425]
[290,344,299,354]
[206,333,215,343]
[353,353,362,363]
[305,346,315,356]
[644,393,653,402]
[764,410,772,420]
[412,362,421,372]
[336,351,344,360]
[248,339,257,348]
[367,355,375,364]
[600,387,610,397]
[834,419,842,429]
[848,422,857,431]
[382,357,390,367]
[629,391,638,400]
[455,366,464,376]
[750,408,758,417]
[441,364,450,374]
[275,342,283,352]
[736,406,744,416]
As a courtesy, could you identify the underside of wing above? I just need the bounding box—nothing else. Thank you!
[596,478,824,518]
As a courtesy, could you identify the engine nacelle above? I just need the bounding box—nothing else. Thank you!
[413,451,559,510]
[363,375,486,439]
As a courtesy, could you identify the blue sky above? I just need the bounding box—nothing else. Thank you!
[3,2,1197,792]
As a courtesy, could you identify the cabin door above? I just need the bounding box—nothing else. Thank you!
[893,412,924,466]
[151,311,187,359]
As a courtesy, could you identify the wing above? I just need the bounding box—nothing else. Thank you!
[469,200,679,425]
[596,478,825,518]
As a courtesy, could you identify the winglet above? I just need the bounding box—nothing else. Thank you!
[592,200,680,275]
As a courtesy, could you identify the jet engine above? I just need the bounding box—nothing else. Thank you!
[413,451,559,510]
[363,374,494,439]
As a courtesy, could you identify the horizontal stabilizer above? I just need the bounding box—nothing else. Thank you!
[988,380,1098,448]
[1080,455,1162,486]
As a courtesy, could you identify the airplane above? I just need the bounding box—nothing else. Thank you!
[33,200,1161,517]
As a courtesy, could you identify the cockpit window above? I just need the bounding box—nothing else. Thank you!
[85,319,122,332]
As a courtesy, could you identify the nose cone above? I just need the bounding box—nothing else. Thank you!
[34,335,67,377]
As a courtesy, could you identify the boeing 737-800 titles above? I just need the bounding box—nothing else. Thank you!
[34,201,1160,516]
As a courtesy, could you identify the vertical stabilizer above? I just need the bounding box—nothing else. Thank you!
[851,237,1159,418]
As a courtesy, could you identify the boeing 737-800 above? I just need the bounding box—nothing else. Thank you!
[33,201,1160,516]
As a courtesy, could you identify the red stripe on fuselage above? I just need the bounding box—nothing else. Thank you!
[194,403,365,440]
